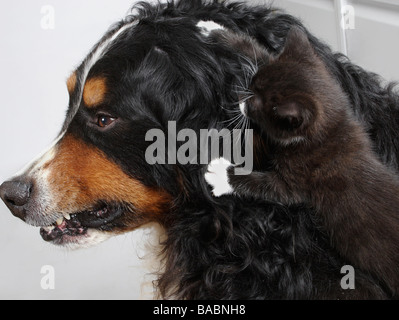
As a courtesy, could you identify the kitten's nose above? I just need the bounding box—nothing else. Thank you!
[0,179,32,221]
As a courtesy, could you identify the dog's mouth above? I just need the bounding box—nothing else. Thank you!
[39,205,123,245]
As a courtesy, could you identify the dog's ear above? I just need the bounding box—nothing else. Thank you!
[278,27,315,61]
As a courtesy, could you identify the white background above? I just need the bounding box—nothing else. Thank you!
[0,0,398,300]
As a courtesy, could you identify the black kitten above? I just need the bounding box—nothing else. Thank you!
[207,28,399,297]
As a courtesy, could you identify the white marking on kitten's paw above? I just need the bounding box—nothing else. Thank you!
[205,158,233,197]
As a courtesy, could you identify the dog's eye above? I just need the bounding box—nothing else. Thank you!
[97,115,116,128]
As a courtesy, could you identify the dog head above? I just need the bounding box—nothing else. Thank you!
[0,4,249,249]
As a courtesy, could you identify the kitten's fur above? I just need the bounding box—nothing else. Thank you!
[213,28,399,297]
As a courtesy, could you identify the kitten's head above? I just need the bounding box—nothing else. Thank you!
[242,28,344,146]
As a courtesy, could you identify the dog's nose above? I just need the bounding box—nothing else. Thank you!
[0,179,32,221]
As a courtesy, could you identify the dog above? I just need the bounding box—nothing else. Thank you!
[1,0,398,299]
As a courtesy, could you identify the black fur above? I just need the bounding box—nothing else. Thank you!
[159,197,389,299]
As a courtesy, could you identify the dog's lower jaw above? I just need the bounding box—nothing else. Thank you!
[41,227,112,250]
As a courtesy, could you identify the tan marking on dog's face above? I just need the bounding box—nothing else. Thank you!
[66,72,77,94]
[83,77,107,107]
[43,134,171,223]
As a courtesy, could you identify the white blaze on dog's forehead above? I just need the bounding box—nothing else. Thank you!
[83,20,138,79]
[196,20,225,36]
[67,20,139,124]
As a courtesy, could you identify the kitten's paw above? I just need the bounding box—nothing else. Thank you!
[205,158,234,197]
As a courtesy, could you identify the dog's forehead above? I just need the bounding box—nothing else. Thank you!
[63,19,139,129]
[62,17,235,132]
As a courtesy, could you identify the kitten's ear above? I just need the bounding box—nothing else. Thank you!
[275,102,304,129]
[278,27,315,60]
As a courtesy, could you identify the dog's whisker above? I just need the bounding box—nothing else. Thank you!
[220,112,243,127]
[235,91,253,97]
[238,94,254,103]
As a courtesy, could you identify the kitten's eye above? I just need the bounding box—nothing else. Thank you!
[97,115,116,128]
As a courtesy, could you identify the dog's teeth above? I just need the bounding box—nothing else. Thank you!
[56,218,64,226]
[64,214,71,220]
